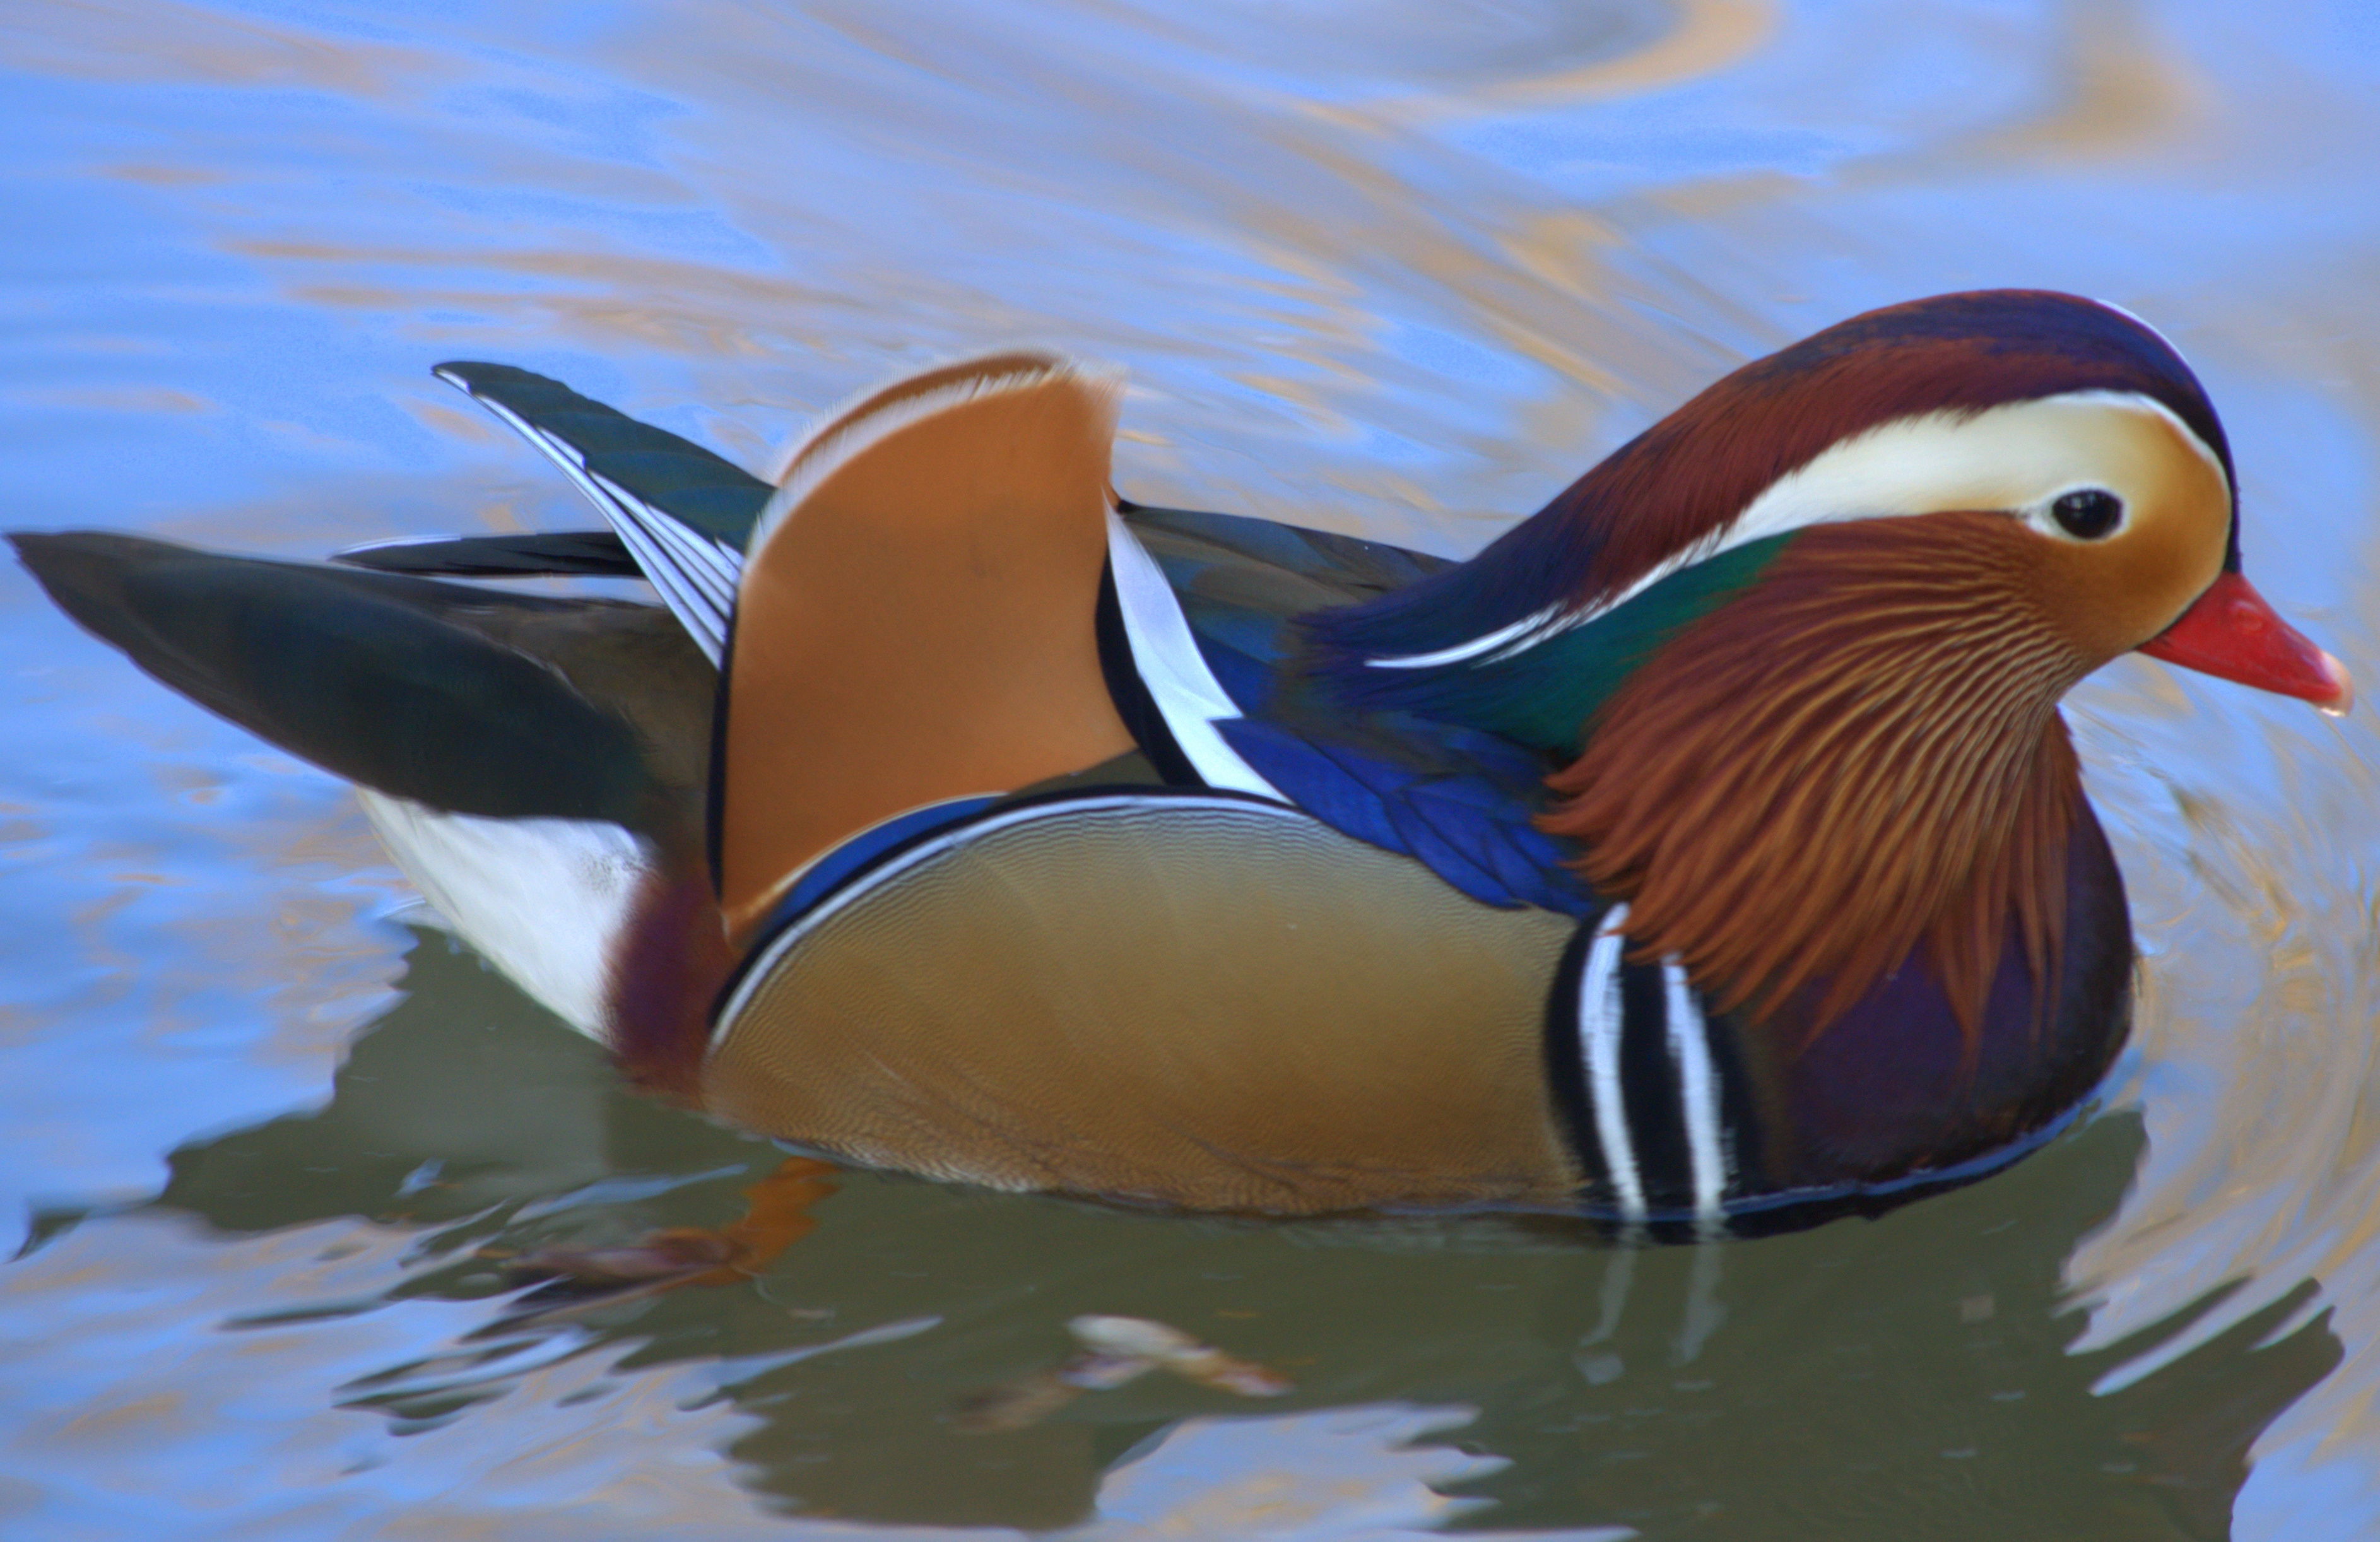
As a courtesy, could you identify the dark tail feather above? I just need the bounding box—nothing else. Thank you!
[333,529,637,579]
[11,531,644,822]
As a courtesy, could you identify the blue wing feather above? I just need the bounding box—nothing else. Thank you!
[1218,715,1593,915]
[1112,500,1589,912]
[1377,792,1516,909]
[1215,719,1408,856]
[1398,779,1586,914]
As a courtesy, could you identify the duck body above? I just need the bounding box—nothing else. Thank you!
[16,292,2347,1234]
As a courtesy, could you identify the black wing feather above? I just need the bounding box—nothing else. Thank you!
[432,363,771,548]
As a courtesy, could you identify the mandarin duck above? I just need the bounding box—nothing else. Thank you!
[16,291,2348,1237]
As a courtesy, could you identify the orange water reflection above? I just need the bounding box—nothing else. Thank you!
[6,0,2380,1534]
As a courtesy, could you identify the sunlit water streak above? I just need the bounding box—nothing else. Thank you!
[6,0,2380,1536]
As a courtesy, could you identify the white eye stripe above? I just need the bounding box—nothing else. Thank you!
[1714,389,2220,551]
[1368,389,2224,669]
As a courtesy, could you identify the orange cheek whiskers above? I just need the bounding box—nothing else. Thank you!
[1538,513,2090,1054]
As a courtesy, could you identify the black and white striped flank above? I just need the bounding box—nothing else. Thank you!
[1548,902,1745,1232]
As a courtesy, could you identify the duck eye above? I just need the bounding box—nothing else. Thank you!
[2051,488,2124,540]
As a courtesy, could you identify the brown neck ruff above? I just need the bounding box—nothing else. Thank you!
[1540,512,2091,1043]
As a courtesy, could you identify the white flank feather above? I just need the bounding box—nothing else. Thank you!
[356,789,651,1039]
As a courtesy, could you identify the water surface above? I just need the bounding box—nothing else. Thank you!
[6,1,2380,1536]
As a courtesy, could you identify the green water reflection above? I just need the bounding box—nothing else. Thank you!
[119,933,2335,1536]
[11,0,2380,1533]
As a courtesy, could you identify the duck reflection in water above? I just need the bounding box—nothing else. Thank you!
[117,926,2335,1535]
[13,290,2350,1237]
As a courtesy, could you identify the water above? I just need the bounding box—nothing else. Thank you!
[5,1,2380,1535]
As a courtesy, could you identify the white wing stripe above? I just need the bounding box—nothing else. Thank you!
[613,517,729,662]
[588,471,741,609]
[437,372,736,664]
[1104,511,1285,801]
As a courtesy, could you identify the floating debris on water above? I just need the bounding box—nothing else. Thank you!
[956,1314,1292,1432]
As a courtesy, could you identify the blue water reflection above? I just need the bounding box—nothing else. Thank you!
[6,0,2380,1535]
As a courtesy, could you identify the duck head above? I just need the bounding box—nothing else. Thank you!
[1304,290,2348,1033]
